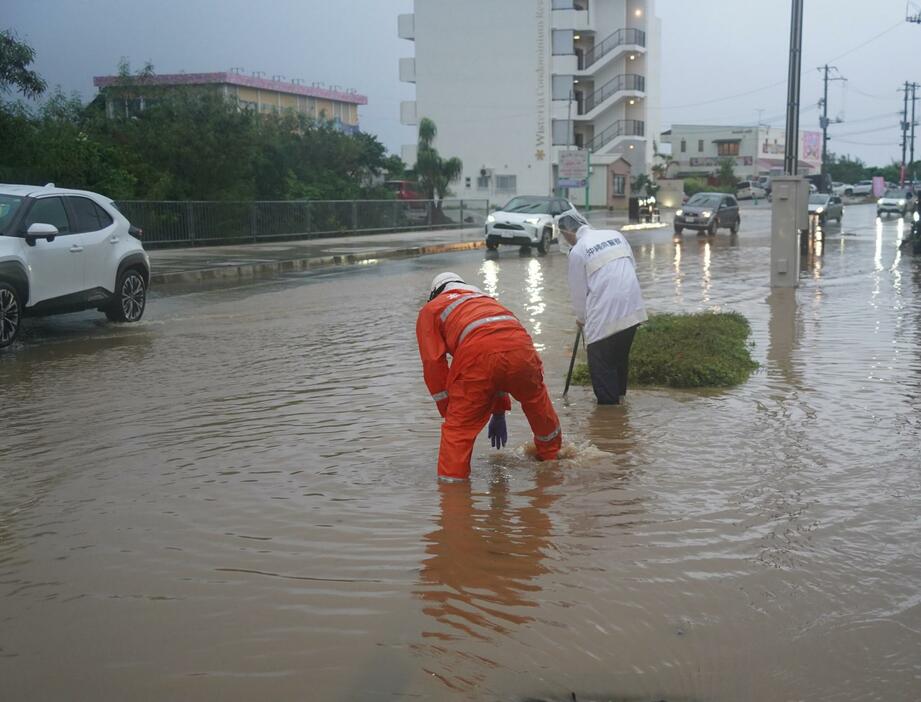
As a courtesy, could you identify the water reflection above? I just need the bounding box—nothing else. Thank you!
[766,288,803,389]
[701,239,711,303]
[479,258,499,297]
[672,239,683,302]
[801,231,824,279]
[414,470,562,689]
[525,258,545,346]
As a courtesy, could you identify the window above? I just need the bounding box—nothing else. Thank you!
[717,142,740,157]
[495,175,517,192]
[465,176,471,188]
[680,139,686,153]
[23,197,70,234]
[552,119,572,145]
[552,30,574,55]
[552,75,573,100]
[477,175,490,190]
[612,175,626,196]
[698,139,704,152]
[68,197,113,232]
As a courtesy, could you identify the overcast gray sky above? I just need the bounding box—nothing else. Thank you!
[6,0,921,166]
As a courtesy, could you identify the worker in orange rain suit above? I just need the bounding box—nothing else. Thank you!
[416,272,563,482]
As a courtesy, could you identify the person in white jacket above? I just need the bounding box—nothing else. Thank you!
[558,216,647,404]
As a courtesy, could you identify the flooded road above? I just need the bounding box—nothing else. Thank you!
[2,204,920,701]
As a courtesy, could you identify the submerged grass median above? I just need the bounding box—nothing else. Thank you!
[572,311,759,389]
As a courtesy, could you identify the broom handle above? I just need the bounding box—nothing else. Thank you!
[563,326,582,397]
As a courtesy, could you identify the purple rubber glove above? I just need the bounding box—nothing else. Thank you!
[487,412,507,449]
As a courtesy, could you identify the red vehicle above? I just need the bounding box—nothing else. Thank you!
[385,180,424,201]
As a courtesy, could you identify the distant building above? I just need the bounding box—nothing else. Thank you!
[398,0,662,208]
[661,124,822,179]
[93,71,368,133]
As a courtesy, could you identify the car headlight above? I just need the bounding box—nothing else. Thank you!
[524,217,542,226]
[877,199,883,205]
[486,214,495,223]
[816,207,824,214]
[914,211,920,222]
[675,209,683,217]
[701,210,712,218]
[898,199,906,206]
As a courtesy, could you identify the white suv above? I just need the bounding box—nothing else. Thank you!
[0,184,150,349]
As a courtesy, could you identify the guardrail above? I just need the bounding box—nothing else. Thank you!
[580,27,645,70]
[114,198,490,248]
[586,119,645,153]
[581,73,645,114]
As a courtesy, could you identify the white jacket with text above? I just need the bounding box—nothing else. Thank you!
[567,226,647,345]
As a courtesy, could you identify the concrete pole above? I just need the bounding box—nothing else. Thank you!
[783,0,804,175]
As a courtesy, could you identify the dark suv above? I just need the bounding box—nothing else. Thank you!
[674,193,740,235]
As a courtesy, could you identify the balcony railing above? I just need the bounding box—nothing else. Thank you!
[580,27,645,70]
[587,119,645,153]
[580,73,645,114]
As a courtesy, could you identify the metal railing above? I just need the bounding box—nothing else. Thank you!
[579,27,646,70]
[580,73,645,114]
[115,198,490,248]
[586,119,645,153]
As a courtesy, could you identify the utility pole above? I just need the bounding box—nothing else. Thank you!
[784,0,804,175]
[818,65,845,176]
[910,82,919,182]
[900,82,911,185]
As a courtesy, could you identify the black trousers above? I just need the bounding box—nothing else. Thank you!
[586,324,638,404]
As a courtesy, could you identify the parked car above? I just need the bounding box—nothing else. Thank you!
[735,181,767,200]
[877,188,916,218]
[852,180,874,196]
[755,176,772,195]
[674,193,740,235]
[385,180,423,201]
[832,182,853,197]
[0,184,150,349]
[485,196,581,254]
[807,193,844,224]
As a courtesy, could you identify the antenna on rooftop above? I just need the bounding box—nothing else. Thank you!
[908,2,921,23]
[229,66,245,74]
[272,74,286,82]
[291,78,304,85]
[252,71,265,78]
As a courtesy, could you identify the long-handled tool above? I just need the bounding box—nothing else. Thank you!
[562,327,582,397]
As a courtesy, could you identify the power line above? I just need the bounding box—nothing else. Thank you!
[825,19,905,63]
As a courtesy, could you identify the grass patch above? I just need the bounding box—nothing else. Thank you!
[572,312,759,389]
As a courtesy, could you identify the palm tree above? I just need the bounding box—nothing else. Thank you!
[414,118,462,220]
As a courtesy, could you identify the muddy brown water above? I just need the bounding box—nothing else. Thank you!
[1,205,919,701]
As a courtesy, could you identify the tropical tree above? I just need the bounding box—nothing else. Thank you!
[414,117,462,210]
[0,29,46,99]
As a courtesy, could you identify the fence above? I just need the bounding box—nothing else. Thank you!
[114,198,490,248]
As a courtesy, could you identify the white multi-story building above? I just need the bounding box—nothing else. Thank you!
[662,124,823,179]
[398,0,661,208]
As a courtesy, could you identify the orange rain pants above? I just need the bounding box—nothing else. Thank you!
[438,340,562,480]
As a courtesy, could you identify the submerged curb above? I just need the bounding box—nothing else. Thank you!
[150,240,485,286]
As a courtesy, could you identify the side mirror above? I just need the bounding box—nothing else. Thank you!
[25,222,59,245]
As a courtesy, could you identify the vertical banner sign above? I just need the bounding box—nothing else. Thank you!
[558,150,589,188]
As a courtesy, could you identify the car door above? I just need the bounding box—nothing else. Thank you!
[723,196,738,224]
[20,196,85,305]
[67,196,119,295]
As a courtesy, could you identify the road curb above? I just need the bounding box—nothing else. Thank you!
[149,239,485,286]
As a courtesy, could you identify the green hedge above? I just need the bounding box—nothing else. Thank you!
[572,311,759,388]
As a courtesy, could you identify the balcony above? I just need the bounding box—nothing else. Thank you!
[587,119,645,154]
[400,101,417,126]
[577,74,644,118]
[399,58,416,84]
[398,13,415,40]
[578,27,645,73]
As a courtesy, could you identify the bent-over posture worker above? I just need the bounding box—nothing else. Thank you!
[559,216,647,404]
[417,272,562,482]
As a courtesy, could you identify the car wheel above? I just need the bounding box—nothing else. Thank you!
[707,219,717,236]
[537,227,551,255]
[674,226,683,235]
[0,282,22,349]
[106,268,147,323]
[485,239,498,251]
[730,217,739,234]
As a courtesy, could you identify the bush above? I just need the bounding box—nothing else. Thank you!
[684,177,735,197]
[572,311,759,389]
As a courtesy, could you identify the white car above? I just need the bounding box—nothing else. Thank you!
[485,196,582,254]
[735,181,767,200]
[851,180,874,196]
[832,182,853,197]
[876,188,916,218]
[0,184,150,349]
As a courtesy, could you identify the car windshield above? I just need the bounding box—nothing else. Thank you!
[0,195,24,234]
[883,189,907,198]
[686,194,722,208]
[809,194,830,204]
[500,196,553,214]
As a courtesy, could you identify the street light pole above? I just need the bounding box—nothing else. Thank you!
[784,0,804,175]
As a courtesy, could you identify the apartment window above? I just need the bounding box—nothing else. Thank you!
[495,175,517,192]
[612,175,626,196]
[552,75,574,100]
[698,139,704,152]
[552,0,574,8]
[477,175,490,190]
[552,30,574,55]
[465,176,471,188]
[552,119,572,145]
[680,139,686,153]
[717,141,740,157]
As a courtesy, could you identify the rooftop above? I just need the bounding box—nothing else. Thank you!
[93,71,368,105]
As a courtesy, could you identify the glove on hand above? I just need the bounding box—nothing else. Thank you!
[487,412,507,449]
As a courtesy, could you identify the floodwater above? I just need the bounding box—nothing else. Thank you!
[1,204,919,701]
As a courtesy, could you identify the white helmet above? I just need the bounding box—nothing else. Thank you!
[429,272,465,300]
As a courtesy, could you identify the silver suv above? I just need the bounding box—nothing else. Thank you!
[0,184,150,349]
